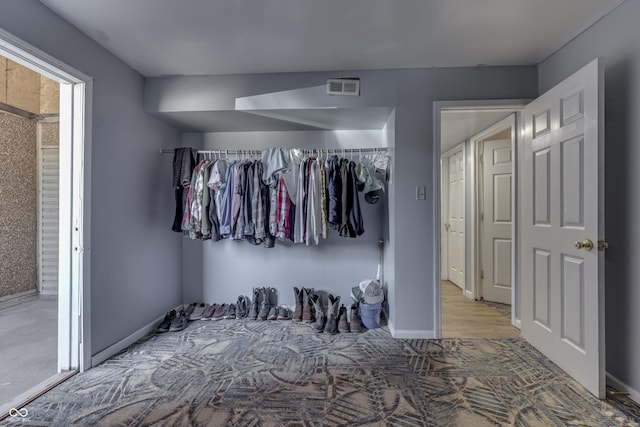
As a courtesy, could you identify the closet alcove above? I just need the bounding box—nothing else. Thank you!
[164,107,395,317]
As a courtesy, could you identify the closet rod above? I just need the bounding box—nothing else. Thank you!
[159,147,388,155]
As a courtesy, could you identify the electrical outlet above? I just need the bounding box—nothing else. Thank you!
[416,186,426,200]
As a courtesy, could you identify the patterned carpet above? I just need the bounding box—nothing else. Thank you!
[3,320,639,426]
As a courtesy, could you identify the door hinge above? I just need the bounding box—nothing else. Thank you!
[480,270,484,279]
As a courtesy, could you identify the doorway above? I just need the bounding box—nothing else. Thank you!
[437,103,524,338]
[0,28,91,416]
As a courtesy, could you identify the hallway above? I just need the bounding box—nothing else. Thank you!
[442,280,520,338]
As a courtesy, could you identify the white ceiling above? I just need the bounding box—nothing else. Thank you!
[441,110,515,152]
[36,0,623,140]
[39,0,622,77]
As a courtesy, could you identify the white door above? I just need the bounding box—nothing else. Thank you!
[447,148,465,288]
[521,58,604,398]
[482,138,512,304]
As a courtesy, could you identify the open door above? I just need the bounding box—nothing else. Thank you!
[443,146,465,289]
[481,135,513,305]
[521,58,605,398]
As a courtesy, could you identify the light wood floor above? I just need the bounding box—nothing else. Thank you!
[442,280,520,338]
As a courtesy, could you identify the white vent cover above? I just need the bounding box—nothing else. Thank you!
[326,78,360,96]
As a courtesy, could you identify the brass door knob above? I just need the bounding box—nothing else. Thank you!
[574,239,594,251]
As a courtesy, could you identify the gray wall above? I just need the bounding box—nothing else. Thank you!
[538,0,640,396]
[147,66,537,335]
[0,0,182,355]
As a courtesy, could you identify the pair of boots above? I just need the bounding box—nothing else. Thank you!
[293,287,315,322]
[249,287,276,320]
[312,294,340,334]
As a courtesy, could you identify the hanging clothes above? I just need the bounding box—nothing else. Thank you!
[319,159,328,239]
[326,155,342,230]
[172,147,386,245]
[340,160,365,238]
[219,161,236,237]
[172,148,195,233]
[276,175,291,240]
[253,160,266,241]
[305,158,323,245]
[293,160,306,244]
[242,161,256,242]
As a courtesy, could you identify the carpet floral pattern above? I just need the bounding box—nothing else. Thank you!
[3,320,639,426]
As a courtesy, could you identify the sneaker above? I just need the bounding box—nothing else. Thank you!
[293,287,303,321]
[267,306,277,320]
[157,310,176,332]
[276,306,291,321]
[212,303,227,320]
[169,309,188,332]
[224,304,236,319]
[184,303,197,318]
[189,303,208,321]
[236,296,248,319]
[350,303,363,332]
[337,304,349,333]
[201,303,217,320]
[248,288,260,320]
[324,294,340,334]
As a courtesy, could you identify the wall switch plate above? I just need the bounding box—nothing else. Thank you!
[416,186,426,200]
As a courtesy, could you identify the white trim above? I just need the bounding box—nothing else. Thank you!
[0,28,90,83]
[80,80,93,372]
[606,372,640,405]
[468,114,519,308]
[91,315,164,367]
[0,371,77,419]
[388,321,436,339]
[513,319,521,329]
[463,290,474,299]
[0,29,93,375]
[434,100,529,339]
[441,142,465,287]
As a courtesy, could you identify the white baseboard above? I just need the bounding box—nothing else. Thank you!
[388,321,436,339]
[513,318,521,329]
[91,314,163,367]
[464,290,474,300]
[606,372,640,405]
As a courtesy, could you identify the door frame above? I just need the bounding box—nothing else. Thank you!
[434,100,528,338]
[0,28,92,372]
[469,113,520,327]
[440,142,465,287]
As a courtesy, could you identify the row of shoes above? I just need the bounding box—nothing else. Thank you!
[292,287,364,334]
[157,290,292,333]
[158,285,366,334]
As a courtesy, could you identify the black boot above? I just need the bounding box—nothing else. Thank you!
[337,304,349,333]
[324,294,340,334]
[311,294,326,332]
[293,287,303,321]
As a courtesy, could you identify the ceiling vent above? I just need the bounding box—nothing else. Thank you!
[326,78,360,96]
